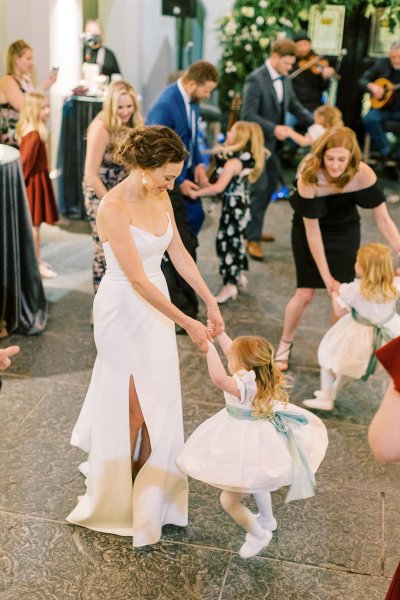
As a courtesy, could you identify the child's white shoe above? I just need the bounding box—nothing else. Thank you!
[302,389,335,411]
[256,513,277,531]
[239,529,272,559]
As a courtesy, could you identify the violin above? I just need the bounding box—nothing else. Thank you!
[289,54,329,79]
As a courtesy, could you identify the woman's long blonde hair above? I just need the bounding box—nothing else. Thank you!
[98,80,143,141]
[16,92,48,142]
[300,126,361,189]
[357,243,398,302]
[230,336,290,416]
[212,121,267,183]
[6,39,32,75]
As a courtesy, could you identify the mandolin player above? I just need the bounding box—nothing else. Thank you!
[359,41,400,171]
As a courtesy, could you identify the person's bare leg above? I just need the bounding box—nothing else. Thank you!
[276,288,315,370]
[129,376,152,476]
[137,423,151,471]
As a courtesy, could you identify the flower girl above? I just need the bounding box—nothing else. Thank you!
[177,332,328,559]
[191,121,267,303]
[303,243,400,411]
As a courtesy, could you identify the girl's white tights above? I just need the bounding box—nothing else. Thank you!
[220,491,274,534]
[320,367,350,400]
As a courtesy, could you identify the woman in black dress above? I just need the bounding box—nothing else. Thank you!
[276,127,400,371]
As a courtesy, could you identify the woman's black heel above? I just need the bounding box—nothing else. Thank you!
[275,338,293,372]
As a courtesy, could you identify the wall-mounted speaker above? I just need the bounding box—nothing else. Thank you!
[162,0,197,19]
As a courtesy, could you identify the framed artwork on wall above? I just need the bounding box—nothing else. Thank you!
[368,8,399,57]
[308,4,346,56]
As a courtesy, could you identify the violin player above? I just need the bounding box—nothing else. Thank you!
[359,41,400,172]
[290,30,335,112]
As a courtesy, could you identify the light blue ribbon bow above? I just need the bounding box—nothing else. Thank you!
[226,406,315,503]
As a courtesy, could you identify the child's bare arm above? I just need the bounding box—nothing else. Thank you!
[286,128,313,147]
[192,158,242,197]
[214,332,233,357]
[206,342,240,397]
[331,291,349,318]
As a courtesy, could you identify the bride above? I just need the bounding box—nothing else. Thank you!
[67,125,224,547]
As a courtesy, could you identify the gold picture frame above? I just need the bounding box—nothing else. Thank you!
[308,4,346,56]
[368,8,400,57]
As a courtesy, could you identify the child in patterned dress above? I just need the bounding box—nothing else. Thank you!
[191,121,267,303]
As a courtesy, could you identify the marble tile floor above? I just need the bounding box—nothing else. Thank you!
[1,196,400,600]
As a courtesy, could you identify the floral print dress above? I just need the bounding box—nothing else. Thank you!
[214,150,255,285]
[83,143,127,293]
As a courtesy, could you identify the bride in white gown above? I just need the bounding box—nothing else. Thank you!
[67,125,224,547]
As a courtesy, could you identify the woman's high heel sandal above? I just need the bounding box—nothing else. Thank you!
[275,338,293,372]
[238,272,248,290]
[215,284,238,304]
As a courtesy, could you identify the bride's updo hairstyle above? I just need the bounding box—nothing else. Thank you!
[114,125,189,170]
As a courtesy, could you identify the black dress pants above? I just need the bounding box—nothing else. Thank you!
[162,186,199,318]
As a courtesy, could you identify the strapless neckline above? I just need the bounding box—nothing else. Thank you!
[102,213,171,245]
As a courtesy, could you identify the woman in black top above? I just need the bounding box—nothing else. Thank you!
[276,127,400,371]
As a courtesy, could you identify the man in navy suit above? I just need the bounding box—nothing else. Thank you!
[242,39,313,261]
[147,61,218,322]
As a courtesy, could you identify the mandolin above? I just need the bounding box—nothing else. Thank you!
[370,77,400,109]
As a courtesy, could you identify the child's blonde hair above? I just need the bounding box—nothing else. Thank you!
[314,105,343,129]
[98,80,143,141]
[230,336,290,416]
[212,121,267,183]
[16,91,48,142]
[357,243,398,302]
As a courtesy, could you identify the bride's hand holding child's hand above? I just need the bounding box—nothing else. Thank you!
[207,307,225,336]
[185,319,213,353]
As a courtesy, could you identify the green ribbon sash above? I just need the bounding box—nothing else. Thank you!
[351,308,395,381]
[226,405,315,503]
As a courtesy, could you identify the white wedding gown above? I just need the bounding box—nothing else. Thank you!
[67,213,188,547]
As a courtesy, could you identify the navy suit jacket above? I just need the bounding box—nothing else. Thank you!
[146,83,202,184]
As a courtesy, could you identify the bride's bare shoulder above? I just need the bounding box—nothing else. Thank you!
[98,189,129,219]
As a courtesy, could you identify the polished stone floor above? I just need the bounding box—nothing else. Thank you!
[1,191,400,599]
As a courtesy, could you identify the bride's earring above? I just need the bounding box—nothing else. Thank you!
[141,172,148,185]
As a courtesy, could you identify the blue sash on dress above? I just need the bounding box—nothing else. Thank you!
[226,405,315,503]
[351,308,395,381]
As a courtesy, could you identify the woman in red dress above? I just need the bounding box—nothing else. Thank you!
[16,91,59,278]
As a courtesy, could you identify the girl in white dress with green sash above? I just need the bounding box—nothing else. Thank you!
[177,333,328,559]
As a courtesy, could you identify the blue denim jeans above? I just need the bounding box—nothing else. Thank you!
[363,109,400,157]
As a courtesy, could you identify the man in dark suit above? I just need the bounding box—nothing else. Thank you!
[359,41,400,170]
[242,39,313,261]
[146,61,218,322]
[82,19,121,79]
